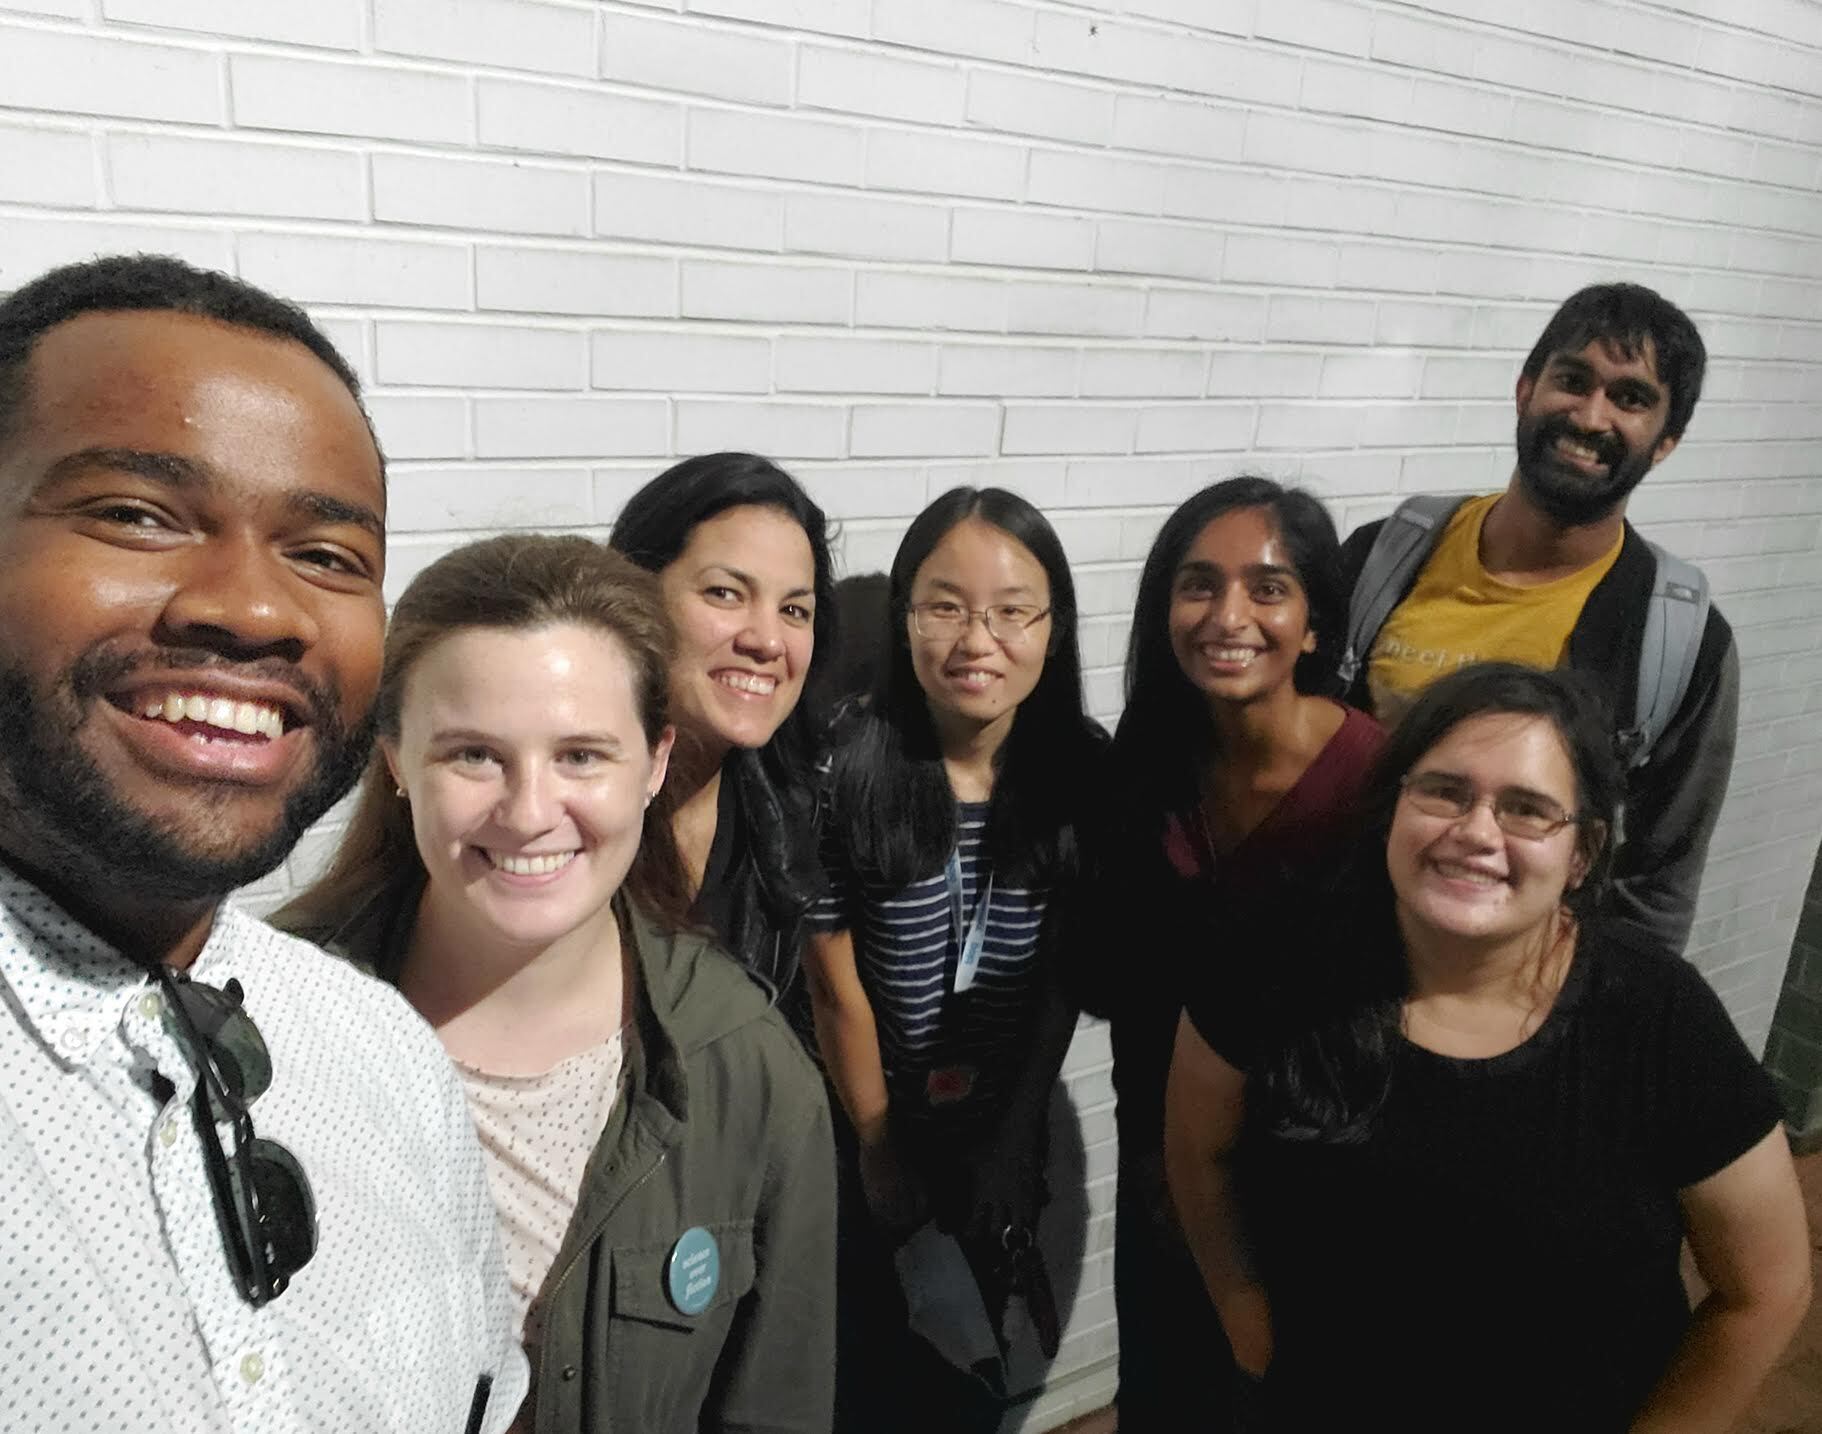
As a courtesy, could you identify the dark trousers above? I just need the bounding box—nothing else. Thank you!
[832,1120,1005,1434]
[1112,1150,1238,1433]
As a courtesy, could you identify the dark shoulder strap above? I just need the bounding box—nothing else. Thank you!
[1338,494,1467,689]
[1621,542,1710,769]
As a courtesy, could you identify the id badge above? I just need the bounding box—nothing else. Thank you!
[925,1065,977,1106]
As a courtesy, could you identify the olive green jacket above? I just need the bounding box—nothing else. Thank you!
[290,889,837,1434]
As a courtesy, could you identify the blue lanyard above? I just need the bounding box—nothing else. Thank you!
[943,848,993,994]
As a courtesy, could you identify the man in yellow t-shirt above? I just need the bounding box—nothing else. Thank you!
[1337,283,1739,956]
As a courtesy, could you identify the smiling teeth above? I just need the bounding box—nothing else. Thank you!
[494,851,576,876]
[139,693,284,739]
[1209,648,1256,664]
[1435,861,1503,887]
[716,671,776,695]
[952,670,994,691]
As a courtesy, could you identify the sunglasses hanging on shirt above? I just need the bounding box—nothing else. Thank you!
[155,967,318,1307]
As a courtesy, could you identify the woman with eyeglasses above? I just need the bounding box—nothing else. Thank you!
[1165,663,1807,1431]
[277,535,835,1434]
[608,453,836,997]
[804,487,1107,1433]
[1099,477,1382,1431]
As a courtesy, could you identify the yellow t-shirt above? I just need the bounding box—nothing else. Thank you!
[1366,494,1623,728]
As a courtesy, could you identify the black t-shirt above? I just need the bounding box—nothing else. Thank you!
[1186,936,1783,1432]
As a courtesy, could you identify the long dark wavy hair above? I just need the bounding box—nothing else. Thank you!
[1114,476,1346,826]
[1254,663,1620,1144]
[608,452,837,980]
[275,534,692,952]
[824,486,1104,889]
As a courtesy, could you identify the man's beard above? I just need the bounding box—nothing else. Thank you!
[1514,412,1659,527]
[0,647,375,905]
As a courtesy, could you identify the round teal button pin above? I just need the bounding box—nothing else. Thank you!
[666,1226,720,1316]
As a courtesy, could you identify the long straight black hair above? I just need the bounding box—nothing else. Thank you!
[825,487,1103,888]
[1114,476,1345,826]
[1255,662,1620,1143]
[608,453,838,971]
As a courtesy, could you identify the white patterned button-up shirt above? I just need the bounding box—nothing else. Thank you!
[0,864,530,1433]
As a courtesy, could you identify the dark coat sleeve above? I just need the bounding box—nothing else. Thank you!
[1605,611,1739,957]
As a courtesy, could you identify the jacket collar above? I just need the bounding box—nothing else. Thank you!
[1566,518,1652,716]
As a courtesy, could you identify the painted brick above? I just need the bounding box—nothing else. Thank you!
[687,0,868,39]
[784,193,949,264]
[937,343,1078,398]
[473,396,669,459]
[1078,347,1206,399]
[102,0,362,48]
[372,0,594,77]
[594,171,785,253]
[867,128,1027,202]
[1146,290,1269,343]
[0,123,95,208]
[1007,282,1145,339]
[1318,352,1425,400]
[674,399,848,460]
[1029,149,1167,216]
[599,11,792,107]
[1224,233,1340,288]
[856,272,1009,333]
[377,321,585,391]
[589,331,771,394]
[387,466,593,531]
[366,396,468,461]
[1207,351,1323,399]
[0,216,231,288]
[231,55,470,146]
[0,25,219,124]
[1096,219,1223,284]
[108,134,364,222]
[1255,0,1373,57]
[798,43,965,125]
[952,207,1096,272]
[373,153,589,238]
[1135,403,1255,453]
[1110,94,1247,164]
[477,247,675,320]
[681,259,852,325]
[773,336,938,395]
[689,108,865,187]
[240,233,472,310]
[1003,405,1137,456]
[965,70,1113,147]
[851,403,1000,458]
[872,0,1035,67]
[477,78,682,166]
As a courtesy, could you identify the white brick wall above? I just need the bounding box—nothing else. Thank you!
[3,2,1820,1425]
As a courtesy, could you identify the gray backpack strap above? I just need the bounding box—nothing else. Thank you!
[1338,495,1466,689]
[1622,541,1709,769]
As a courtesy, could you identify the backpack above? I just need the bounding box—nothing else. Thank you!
[1337,495,1710,769]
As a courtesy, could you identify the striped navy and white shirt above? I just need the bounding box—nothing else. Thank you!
[810,802,1048,1129]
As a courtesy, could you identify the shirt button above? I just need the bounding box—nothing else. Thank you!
[240,1352,265,1385]
[139,992,163,1019]
[159,1120,178,1147]
[560,1365,578,1382]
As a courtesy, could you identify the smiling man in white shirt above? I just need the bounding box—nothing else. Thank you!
[0,254,528,1434]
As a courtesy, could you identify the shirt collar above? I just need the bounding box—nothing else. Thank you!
[0,861,233,1067]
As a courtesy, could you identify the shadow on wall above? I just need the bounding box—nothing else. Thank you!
[1001,1078,1091,1430]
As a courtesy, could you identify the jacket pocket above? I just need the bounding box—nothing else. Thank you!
[603,1222,758,1421]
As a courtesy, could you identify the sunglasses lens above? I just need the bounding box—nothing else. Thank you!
[174,984,274,1104]
[248,1137,318,1279]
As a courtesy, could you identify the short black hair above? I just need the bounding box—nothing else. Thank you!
[0,252,370,452]
[1520,282,1707,441]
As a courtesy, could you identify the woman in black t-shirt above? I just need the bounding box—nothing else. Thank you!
[1165,662,1808,1432]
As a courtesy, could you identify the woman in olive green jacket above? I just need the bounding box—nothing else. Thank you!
[278,533,835,1433]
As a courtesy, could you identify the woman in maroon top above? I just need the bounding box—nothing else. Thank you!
[1098,476,1382,1432]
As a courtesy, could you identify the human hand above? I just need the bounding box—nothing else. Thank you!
[859,1134,927,1232]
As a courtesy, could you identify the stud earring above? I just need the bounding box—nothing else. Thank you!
[395,785,408,799]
